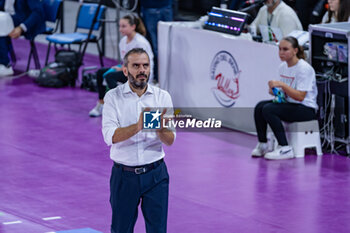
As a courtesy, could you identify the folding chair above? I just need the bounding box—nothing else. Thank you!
[26,0,63,71]
[45,3,106,66]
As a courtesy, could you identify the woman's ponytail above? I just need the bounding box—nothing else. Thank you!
[122,14,147,37]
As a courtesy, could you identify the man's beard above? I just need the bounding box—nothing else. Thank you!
[264,0,277,7]
[128,72,149,90]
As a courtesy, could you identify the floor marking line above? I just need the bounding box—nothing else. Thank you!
[3,220,22,225]
[42,216,62,221]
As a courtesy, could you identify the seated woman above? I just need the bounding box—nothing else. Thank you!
[252,36,318,160]
[89,14,154,117]
[322,0,350,23]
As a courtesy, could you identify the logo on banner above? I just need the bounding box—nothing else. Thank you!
[142,109,222,130]
[210,51,241,107]
[143,110,162,129]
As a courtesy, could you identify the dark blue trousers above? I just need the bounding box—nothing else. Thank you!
[0,37,11,66]
[0,15,22,66]
[110,161,169,233]
[140,5,173,82]
[96,68,127,100]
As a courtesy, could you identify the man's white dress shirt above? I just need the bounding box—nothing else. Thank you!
[102,82,175,166]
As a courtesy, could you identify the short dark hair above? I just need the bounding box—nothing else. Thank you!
[123,48,149,67]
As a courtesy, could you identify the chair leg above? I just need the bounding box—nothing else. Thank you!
[27,40,40,71]
[45,42,52,66]
[10,48,16,67]
[31,41,40,69]
[96,42,104,67]
[26,46,33,71]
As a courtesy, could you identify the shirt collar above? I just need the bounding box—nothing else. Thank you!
[122,81,154,95]
[271,0,284,16]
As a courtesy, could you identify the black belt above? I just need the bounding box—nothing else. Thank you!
[114,158,164,174]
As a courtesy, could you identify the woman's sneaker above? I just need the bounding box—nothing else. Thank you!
[265,145,294,160]
[251,142,268,157]
[89,102,103,117]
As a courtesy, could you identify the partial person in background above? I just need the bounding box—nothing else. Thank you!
[250,0,302,37]
[0,0,45,77]
[321,0,350,23]
[89,14,154,117]
[139,0,173,83]
[102,48,175,233]
[229,0,245,10]
[252,36,318,160]
[294,0,320,30]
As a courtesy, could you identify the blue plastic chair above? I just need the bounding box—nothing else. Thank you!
[45,3,106,66]
[26,0,63,71]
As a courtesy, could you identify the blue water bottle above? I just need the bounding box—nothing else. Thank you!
[272,87,286,103]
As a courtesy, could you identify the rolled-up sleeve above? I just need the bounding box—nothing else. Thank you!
[102,91,120,146]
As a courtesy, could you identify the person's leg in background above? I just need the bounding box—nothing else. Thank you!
[141,5,173,83]
[261,102,289,147]
[0,37,14,77]
[105,71,127,90]
[254,100,274,143]
[89,67,109,117]
[0,13,26,77]
[229,0,246,10]
[262,102,317,159]
[252,100,273,157]
[156,5,173,85]
[295,0,319,30]
[263,103,316,146]
[89,69,127,117]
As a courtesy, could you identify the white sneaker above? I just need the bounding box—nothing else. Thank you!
[0,64,14,77]
[251,142,268,157]
[265,145,294,160]
[89,102,103,117]
[28,69,40,78]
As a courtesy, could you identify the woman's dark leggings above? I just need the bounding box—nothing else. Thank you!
[254,100,317,146]
[96,68,128,100]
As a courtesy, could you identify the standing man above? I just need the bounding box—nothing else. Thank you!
[102,48,175,233]
[139,0,173,83]
[0,0,45,76]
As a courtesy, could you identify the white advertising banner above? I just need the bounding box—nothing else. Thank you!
[158,22,281,133]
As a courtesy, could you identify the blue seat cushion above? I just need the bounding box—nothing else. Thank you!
[46,32,97,44]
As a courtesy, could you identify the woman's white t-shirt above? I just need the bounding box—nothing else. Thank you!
[119,33,154,82]
[278,59,318,110]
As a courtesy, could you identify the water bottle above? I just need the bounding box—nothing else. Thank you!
[272,87,286,103]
